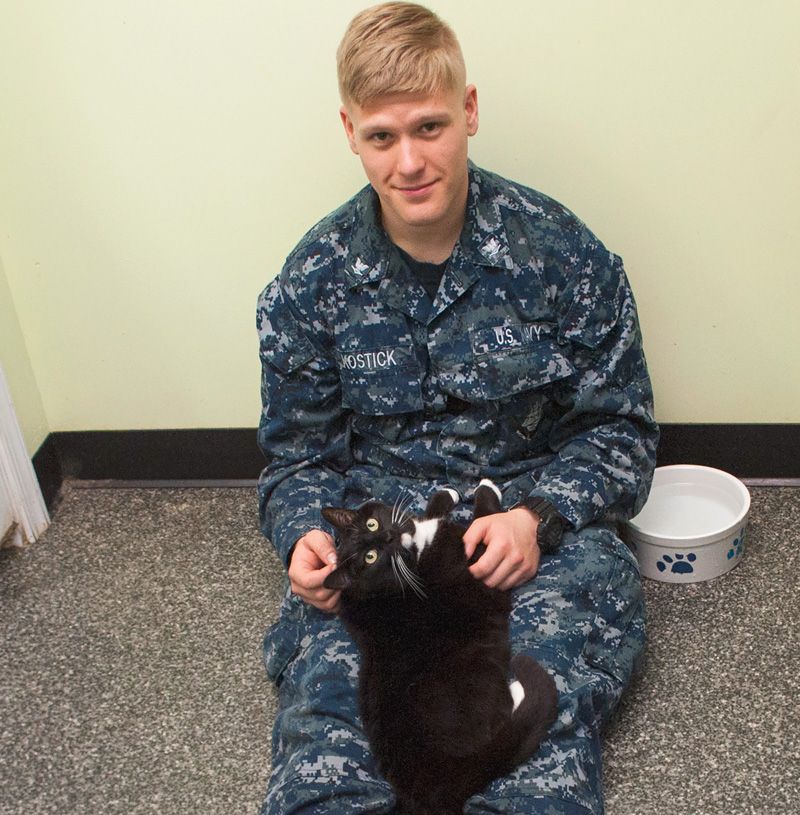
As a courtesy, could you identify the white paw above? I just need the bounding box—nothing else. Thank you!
[478,478,502,501]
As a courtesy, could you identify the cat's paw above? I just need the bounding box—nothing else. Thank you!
[477,478,501,500]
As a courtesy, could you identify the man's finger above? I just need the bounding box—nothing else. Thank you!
[482,553,520,588]
[293,560,336,592]
[469,541,505,580]
[304,531,338,566]
[315,590,342,614]
[462,516,489,558]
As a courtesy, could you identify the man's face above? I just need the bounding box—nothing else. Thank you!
[340,85,479,245]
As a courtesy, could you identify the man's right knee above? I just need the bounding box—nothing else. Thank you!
[264,616,395,814]
[261,744,395,815]
[263,701,395,813]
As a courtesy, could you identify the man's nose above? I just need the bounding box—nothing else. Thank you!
[396,137,424,176]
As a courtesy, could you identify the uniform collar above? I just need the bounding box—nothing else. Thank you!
[460,160,513,270]
[344,162,513,290]
[344,188,394,287]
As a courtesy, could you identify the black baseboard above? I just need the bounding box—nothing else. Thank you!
[32,429,264,511]
[656,424,799,479]
[32,424,799,511]
[31,433,64,512]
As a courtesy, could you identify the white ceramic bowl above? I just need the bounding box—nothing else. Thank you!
[624,465,750,583]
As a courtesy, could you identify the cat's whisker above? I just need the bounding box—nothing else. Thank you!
[392,554,406,597]
[391,493,404,526]
[390,554,406,597]
[396,555,427,600]
[395,494,414,526]
[403,574,426,601]
[399,491,414,518]
[402,561,424,588]
[334,550,360,568]
[395,494,417,530]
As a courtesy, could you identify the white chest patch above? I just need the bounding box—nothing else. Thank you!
[401,518,440,558]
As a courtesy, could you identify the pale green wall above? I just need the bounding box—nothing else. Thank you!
[0,256,49,455]
[1,0,798,432]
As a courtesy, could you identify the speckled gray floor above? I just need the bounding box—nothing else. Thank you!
[1,485,798,815]
[603,486,800,815]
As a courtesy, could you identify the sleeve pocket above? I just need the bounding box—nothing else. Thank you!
[558,251,625,350]
[260,332,316,375]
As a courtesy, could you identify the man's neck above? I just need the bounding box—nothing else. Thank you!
[381,192,467,264]
[387,229,458,264]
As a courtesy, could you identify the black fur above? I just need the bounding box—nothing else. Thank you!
[322,483,558,815]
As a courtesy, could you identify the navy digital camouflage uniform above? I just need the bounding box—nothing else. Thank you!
[256,162,659,814]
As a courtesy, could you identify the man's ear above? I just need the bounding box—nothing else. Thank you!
[464,84,479,137]
[340,106,359,155]
[322,507,357,530]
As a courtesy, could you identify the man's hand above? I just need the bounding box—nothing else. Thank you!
[287,529,341,613]
[463,507,541,590]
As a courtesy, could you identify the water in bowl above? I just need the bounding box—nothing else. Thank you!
[632,481,740,539]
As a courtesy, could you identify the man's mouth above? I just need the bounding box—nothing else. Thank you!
[396,180,437,196]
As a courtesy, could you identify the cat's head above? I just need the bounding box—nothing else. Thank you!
[321,500,425,600]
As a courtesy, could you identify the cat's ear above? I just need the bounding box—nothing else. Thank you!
[322,507,357,530]
[323,567,352,591]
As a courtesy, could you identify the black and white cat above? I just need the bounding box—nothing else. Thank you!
[322,479,558,815]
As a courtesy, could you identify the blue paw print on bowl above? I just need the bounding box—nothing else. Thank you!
[727,528,746,560]
[657,552,697,574]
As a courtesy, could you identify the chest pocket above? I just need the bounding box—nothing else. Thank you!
[436,324,575,404]
[473,339,575,401]
[339,344,424,416]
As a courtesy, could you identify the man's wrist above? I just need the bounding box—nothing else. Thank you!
[512,498,566,554]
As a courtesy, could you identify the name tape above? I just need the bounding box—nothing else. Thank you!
[471,322,556,355]
[340,346,413,372]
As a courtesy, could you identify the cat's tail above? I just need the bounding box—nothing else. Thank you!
[507,653,559,766]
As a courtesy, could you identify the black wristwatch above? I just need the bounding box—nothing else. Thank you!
[514,497,566,554]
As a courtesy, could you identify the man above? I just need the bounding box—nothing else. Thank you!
[256,3,658,813]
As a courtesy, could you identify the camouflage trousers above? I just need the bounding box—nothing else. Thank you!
[260,523,645,815]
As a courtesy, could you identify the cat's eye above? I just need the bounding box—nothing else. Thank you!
[364,549,378,564]
[366,518,379,532]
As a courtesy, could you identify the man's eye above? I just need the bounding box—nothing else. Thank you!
[370,132,391,143]
[420,122,441,135]
[364,549,378,564]
[366,518,379,532]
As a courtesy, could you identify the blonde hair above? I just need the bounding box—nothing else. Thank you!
[337,2,466,106]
